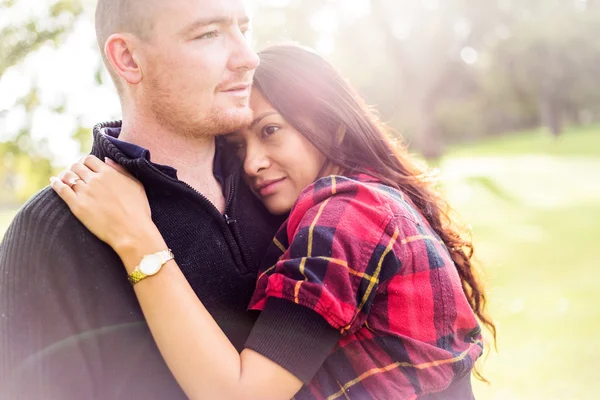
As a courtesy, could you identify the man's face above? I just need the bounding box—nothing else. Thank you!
[137,0,258,137]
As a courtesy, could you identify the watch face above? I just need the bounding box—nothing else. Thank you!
[139,254,162,275]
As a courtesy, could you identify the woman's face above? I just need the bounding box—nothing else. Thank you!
[226,89,329,215]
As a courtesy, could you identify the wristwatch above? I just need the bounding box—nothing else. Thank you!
[128,249,174,286]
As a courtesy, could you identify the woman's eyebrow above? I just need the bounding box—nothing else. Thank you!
[249,111,278,129]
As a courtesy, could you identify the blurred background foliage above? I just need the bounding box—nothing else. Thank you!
[1,0,599,399]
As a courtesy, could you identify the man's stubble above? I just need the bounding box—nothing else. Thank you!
[145,72,254,139]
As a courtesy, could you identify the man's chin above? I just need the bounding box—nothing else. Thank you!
[211,106,253,135]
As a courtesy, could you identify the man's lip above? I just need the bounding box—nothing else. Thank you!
[223,83,251,91]
[254,178,285,192]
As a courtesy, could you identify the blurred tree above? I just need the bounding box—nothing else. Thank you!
[0,0,84,203]
[365,0,600,143]
[485,2,600,136]
[0,0,83,75]
[367,0,488,158]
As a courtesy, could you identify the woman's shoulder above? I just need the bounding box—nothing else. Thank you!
[293,174,386,212]
[288,174,422,233]
[296,174,418,217]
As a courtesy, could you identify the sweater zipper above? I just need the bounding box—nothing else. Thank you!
[140,160,246,269]
[223,174,237,225]
[222,173,252,269]
[222,173,256,271]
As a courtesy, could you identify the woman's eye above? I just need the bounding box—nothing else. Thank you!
[263,126,280,137]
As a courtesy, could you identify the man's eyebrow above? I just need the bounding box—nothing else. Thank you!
[179,15,251,36]
[250,112,278,129]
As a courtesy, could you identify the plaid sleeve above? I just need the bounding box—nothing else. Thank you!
[248,176,396,335]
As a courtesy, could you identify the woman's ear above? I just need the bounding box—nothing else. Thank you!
[335,125,346,145]
[104,33,143,86]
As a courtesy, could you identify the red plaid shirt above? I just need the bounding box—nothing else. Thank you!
[248,174,483,399]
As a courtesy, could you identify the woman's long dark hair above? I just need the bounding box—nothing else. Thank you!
[253,44,496,379]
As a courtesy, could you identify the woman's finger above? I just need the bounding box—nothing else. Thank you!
[58,170,83,188]
[70,161,95,183]
[82,155,106,173]
[50,176,77,205]
[105,158,138,181]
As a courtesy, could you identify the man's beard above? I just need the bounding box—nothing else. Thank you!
[145,79,253,138]
[148,96,252,138]
[196,104,253,137]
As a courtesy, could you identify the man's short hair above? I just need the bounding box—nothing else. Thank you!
[95,0,155,93]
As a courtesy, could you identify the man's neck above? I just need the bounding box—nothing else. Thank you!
[119,118,225,212]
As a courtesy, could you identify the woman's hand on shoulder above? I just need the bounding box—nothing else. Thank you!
[50,155,158,256]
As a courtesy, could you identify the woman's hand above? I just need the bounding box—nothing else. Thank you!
[50,155,162,267]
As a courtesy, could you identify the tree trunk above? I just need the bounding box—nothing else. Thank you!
[539,93,563,137]
[370,0,446,159]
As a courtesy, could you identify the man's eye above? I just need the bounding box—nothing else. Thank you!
[197,31,219,40]
[241,27,252,37]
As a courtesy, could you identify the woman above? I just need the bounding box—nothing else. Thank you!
[51,44,494,399]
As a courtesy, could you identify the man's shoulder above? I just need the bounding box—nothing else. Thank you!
[2,186,119,281]
[5,186,85,246]
[14,186,70,226]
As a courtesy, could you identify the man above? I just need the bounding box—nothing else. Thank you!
[0,0,282,398]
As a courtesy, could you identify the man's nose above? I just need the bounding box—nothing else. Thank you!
[229,30,260,72]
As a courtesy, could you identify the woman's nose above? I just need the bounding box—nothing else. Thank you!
[243,142,270,177]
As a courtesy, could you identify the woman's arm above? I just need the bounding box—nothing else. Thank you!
[114,233,303,400]
[50,156,303,400]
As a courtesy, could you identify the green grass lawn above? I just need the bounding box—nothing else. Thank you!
[442,125,600,400]
[1,126,599,399]
[448,124,600,158]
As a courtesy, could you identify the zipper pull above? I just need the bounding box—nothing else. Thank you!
[224,214,236,224]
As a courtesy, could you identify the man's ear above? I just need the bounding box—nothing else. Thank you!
[104,33,143,86]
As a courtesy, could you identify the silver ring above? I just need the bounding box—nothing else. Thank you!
[68,177,82,188]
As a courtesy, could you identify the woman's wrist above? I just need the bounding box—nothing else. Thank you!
[113,224,168,273]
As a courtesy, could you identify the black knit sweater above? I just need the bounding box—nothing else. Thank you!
[0,121,304,399]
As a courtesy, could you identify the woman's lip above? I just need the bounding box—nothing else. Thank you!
[257,178,285,197]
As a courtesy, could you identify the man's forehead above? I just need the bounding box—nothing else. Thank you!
[152,0,251,23]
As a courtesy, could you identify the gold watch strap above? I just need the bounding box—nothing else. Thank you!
[128,269,147,285]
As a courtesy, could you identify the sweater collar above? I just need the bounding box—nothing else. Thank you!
[90,120,239,183]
